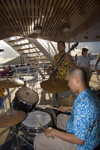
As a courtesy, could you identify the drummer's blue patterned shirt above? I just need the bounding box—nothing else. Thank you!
[67,88,100,150]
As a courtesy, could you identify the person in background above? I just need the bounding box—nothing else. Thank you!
[78,48,91,83]
[1,66,7,77]
[95,53,100,72]
[47,41,76,80]
[74,54,78,64]
[7,65,15,76]
[34,67,100,150]
[95,53,100,80]
[87,52,91,59]
[47,41,76,99]
[0,88,5,111]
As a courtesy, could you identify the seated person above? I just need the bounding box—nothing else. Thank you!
[1,66,7,77]
[7,65,15,76]
[34,66,100,150]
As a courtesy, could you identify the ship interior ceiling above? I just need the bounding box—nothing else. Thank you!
[0,0,100,43]
[0,0,100,66]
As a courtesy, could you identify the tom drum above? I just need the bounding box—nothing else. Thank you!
[13,87,39,113]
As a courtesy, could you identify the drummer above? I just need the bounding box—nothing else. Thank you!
[47,41,76,98]
[34,66,100,150]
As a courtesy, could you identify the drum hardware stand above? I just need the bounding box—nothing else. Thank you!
[53,93,58,107]
[6,76,13,111]
[10,126,22,150]
[16,134,33,149]
[7,88,12,110]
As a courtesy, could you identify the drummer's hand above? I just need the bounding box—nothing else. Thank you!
[45,127,55,137]
[58,106,72,112]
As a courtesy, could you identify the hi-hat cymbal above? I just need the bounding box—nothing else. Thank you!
[41,78,69,93]
[0,110,26,128]
[57,96,76,107]
[0,78,24,88]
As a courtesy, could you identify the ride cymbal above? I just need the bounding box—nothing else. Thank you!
[57,96,76,107]
[41,78,69,93]
[0,78,24,88]
[0,110,26,128]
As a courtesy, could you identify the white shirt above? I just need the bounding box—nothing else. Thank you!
[78,55,90,71]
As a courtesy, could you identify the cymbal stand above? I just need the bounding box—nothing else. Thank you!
[10,126,21,150]
[5,75,12,111]
[7,88,12,111]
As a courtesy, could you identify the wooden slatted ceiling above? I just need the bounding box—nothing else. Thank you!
[0,0,100,42]
[22,52,41,55]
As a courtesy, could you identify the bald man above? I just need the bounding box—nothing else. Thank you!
[34,67,100,150]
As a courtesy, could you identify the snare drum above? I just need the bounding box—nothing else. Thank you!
[21,111,51,140]
[13,87,39,113]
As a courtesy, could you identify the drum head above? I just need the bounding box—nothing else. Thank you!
[57,96,76,107]
[22,111,51,128]
[17,87,39,104]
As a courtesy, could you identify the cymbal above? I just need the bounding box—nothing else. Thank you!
[0,110,26,128]
[57,96,76,107]
[0,78,24,88]
[41,78,69,93]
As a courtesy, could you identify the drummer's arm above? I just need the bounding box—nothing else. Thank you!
[45,128,85,145]
[58,106,72,112]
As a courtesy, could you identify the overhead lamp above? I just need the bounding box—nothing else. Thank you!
[63,25,70,33]
[34,26,42,34]
[84,35,88,40]
[96,35,100,39]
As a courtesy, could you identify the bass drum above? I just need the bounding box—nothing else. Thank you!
[21,111,51,140]
[13,87,39,113]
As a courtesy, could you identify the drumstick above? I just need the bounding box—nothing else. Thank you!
[36,120,45,131]
[36,120,54,139]
[48,106,72,113]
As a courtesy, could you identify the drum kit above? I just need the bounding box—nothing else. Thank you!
[0,78,57,149]
[0,74,73,149]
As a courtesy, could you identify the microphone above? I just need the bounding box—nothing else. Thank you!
[0,49,4,52]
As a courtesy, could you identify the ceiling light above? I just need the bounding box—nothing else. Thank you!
[34,26,42,34]
[84,35,88,40]
[63,25,70,33]
[96,35,100,39]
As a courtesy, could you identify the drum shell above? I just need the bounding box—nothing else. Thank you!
[21,111,52,141]
[13,96,37,113]
[21,122,49,140]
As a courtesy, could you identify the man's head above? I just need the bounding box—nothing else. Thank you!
[81,48,88,56]
[57,41,65,53]
[67,66,88,93]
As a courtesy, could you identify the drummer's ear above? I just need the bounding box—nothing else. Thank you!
[74,77,80,85]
